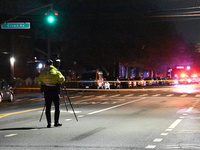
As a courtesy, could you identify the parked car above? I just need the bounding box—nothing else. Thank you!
[0,80,14,103]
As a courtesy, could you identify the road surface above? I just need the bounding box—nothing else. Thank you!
[1,85,200,150]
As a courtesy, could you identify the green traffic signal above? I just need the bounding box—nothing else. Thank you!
[47,15,55,24]
[45,11,58,24]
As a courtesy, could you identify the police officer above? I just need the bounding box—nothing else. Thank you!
[38,59,65,128]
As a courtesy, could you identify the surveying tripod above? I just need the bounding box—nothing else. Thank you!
[39,86,78,122]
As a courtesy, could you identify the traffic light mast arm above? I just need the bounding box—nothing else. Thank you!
[1,3,53,25]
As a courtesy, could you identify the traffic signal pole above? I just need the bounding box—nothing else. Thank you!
[47,31,51,59]
[1,3,54,60]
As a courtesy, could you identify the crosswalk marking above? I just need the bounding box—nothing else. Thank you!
[83,95,94,98]
[97,95,107,97]
[195,94,200,97]
[124,94,134,97]
[139,94,148,97]
[152,94,161,97]
[101,102,109,104]
[180,94,187,97]
[6,92,200,105]
[109,94,120,97]
[166,94,174,97]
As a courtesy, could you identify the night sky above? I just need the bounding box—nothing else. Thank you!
[1,0,200,77]
[1,0,200,44]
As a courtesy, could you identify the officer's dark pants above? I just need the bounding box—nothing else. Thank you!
[44,86,60,125]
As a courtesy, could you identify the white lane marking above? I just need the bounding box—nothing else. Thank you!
[87,97,145,115]
[186,107,193,112]
[65,119,72,121]
[152,94,161,97]
[180,94,187,97]
[101,102,109,104]
[100,99,109,101]
[68,111,81,114]
[195,94,200,97]
[124,94,134,97]
[109,94,120,97]
[146,145,156,149]
[166,94,174,97]
[78,115,84,118]
[165,129,172,131]
[31,129,38,131]
[4,134,17,137]
[153,138,163,142]
[160,133,168,135]
[114,99,126,101]
[78,102,90,104]
[96,95,107,97]
[83,95,94,98]
[139,94,148,97]
[168,119,182,129]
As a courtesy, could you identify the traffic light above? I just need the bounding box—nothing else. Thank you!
[45,10,58,24]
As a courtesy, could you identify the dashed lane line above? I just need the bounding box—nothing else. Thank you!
[87,97,146,115]
[146,145,156,149]
[153,138,163,142]
[145,99,200,149]
[168,119,182,129]
[4,134,17,137]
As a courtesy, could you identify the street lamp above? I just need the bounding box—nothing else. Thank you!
[10,57,15,79]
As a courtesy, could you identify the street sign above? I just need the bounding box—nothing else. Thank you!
[1,22,30,29]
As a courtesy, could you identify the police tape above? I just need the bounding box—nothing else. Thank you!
[13,85,200,92]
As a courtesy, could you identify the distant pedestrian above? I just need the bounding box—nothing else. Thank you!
[38,59,65,128]
[25,77,32,86]
[116,77,121,88]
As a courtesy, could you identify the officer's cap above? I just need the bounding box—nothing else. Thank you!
[45,59,53,66]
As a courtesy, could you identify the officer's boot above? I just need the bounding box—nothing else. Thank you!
[54,110,62,127]
[46,111,51,128]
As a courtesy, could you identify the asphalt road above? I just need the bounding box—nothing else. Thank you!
[1,85,200,150]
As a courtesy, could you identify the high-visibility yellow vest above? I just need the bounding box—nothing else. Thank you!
[38,65,65,87]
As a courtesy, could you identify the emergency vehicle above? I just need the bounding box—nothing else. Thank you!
[80,70,103,88]
[169,66,199,84]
